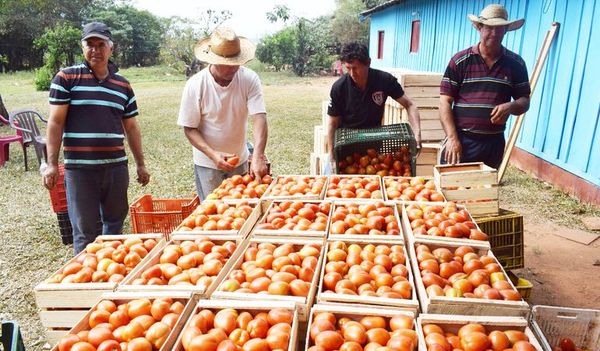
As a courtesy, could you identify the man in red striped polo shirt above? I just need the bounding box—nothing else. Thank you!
[440,4,531,169]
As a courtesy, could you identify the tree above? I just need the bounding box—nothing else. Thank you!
[256,27,296,71]
[331,0,369,46]
[266,5,290,23]
[33,23,82,90]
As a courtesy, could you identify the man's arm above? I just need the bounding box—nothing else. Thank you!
[122,117,150,186]
[395,95,422,149]
[327,115,340,172]
[250,113,268,179]
[183,127,236,172]
[43,104,68,190]
[490,96,530,125]
[439,94,461,164]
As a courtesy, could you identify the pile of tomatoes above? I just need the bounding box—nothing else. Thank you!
[384,177,445,202]
[180,307,294,351]
[57,297,185,351]
[254,201,331,232]
[46,237,158,284]
[266,176,326,197]
[326,176,382,200]
[421,322,536,351]
[178,201,255,232]
[130,236,237,288]
[329,202,400,236]
[337,147,412,177]
[206,174,272,200]
[415,243,521,301]
[405,202,489,241]
[322,241,412,300]
[308,311,417,351]
[218,242,321,297]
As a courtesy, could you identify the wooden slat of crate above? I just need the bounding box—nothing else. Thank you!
[48,291,195,350]
[418,109,440,120]
[400,203,491,248]
[322,100,329,127]
[421,129,446,141]
[324,175,384,201]
[172,300,300,351]
[310,153,328,176]
[316,239,418,312]
[34,233,166,310]
[408,238,529,317]
[418,142,441,165]
[211,236,325,322]
[263,175,329,201]
[400,73,442,87]
[328,200,405,243]
[313,125,327,154]
[253,199,332,238]
[417,314,544,351]
[306,303,416,350]
[404,85,440,98]
[117,234,246,297]
[171,201,261,238]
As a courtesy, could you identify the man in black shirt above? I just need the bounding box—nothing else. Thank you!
[327,42,421,172]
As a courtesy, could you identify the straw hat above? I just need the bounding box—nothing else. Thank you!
[194,27,256,65]
[468,4,525,31]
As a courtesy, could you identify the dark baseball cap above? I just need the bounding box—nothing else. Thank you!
[82,22,112,41]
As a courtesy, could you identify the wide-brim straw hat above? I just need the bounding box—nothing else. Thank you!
[194,27,256,65]
[468,4,525,31]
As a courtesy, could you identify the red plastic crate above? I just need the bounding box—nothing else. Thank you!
[129,194,199,234]
[48,164,67,213]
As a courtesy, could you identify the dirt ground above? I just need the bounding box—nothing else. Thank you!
[516,214,600,308]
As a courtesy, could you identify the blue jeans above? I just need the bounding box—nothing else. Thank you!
[194,162,248,200]
[441,131,506,169]
[64,164,129,254]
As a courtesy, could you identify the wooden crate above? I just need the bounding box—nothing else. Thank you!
[316,238,419,312]
[382,176,446,203]
[408,237,529,317]
[434,162,499,217]
[305,303,416,350]
[325,174,384,201]
[400,202,490,248]
[117,234,246,298]
[172,299,300,351]
[171,201,261,237]
[34,233,166,340]
[47,291,195,349]
[309,153,328,176]
[417,314,544,351]
[211,237,325,321]
[263,175,329,201]
[328,200,405,242]
[314,125,327,154]
[416,142,442,177]
[253,199,332,238]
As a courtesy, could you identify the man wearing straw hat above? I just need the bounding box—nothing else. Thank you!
[440,4,531,169]
[178,27,268,199]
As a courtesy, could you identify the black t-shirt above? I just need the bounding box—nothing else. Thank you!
[327,68,405,128]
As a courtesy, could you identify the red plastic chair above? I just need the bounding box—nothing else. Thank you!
[0,135,23,167]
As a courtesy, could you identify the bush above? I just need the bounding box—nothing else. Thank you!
[34,66,54,91]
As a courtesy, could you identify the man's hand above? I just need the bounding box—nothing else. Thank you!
[43,164,59,190]
[136,165,150,186]
[490,102,513,125]
[443,136,462,165]
[212,152,237,172]
[415,135,422,157]
[250,154,268,180]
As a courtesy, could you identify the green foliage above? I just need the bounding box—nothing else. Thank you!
[33,66,54,91]
[256,28,296,71]
[332,0,369,45]
[266,5,291,23]
[89,5,163,67]
[34,23,82,74]
[362,0,387,10]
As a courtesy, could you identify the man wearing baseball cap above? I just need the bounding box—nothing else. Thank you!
[44,22,150,254]
[440,4,531,169]
[177,27,269,199]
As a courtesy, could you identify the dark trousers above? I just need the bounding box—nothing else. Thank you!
[441,131,506,169]
[64,164,129,254]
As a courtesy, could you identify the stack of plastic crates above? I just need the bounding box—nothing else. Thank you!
[129,195,200,234]
[333,123,417,175]
[474,209,524,270]
[531,305,600,351]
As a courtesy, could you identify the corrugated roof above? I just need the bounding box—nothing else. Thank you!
[359,0,405,20]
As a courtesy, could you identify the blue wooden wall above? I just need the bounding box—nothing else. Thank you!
[368,0,600,187]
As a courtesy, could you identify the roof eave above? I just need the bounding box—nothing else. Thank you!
[359,0,405,21]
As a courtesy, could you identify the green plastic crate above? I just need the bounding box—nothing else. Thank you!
[333,123,417,175]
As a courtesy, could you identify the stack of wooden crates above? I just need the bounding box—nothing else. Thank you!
[311,70,445,176]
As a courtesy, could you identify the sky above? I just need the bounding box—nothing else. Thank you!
[132,0,337,41]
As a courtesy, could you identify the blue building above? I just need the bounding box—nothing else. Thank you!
[362,0,600,205]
